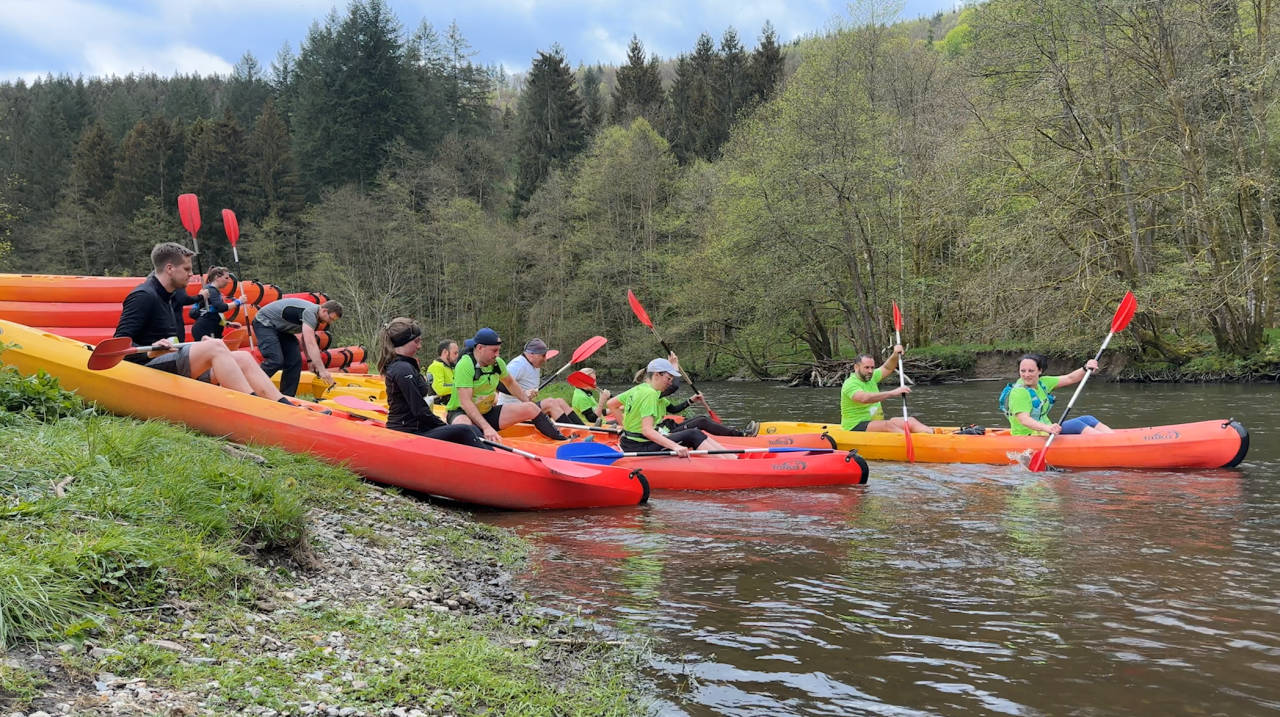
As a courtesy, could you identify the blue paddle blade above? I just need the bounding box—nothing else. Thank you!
[555,442,624,465]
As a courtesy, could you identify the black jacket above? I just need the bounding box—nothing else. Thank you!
[384,355,447,434]
[115,274,197,363]
[189,283,232,321]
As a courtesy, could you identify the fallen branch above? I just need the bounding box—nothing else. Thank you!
[51,475,74,497]
[222,444,267,464]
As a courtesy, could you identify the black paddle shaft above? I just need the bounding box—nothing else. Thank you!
[656,338,703,396]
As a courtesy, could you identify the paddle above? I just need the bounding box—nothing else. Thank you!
[222,208,254,349]
[1028,291,1137,472]
[892,302,916,463]
[557,442,832,465]
[544,349,560,360]
[88,337,191,370]
[627,289,722,422]
[333,395,388,414]
[566,370,596,390]
[537,336,608,390]
[178,193,202,275]
[221,327,248,351]
[481,440,601,478]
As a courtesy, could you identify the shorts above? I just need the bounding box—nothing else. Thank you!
[1060,415,1100,435]
[447,404,503,431]
[848,421,871,432]
[145,345,212,383]
[620,428,708,454]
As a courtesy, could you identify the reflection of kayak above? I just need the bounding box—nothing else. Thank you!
[504,431,869,491]
[756,420,1249,469]
[0,320,648,511]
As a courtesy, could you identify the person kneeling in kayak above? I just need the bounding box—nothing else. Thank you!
[607,358,734,459]
[447,328,567,443]
[188,266,244,341]
[426,340,459,404]
[115,243,288,403]
[498,338,582,425]
[841,346,932,433]
[1003,353,1114,436]
[378,319,491,450]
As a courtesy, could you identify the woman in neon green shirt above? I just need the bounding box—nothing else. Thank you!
[1005,353,1114,436]
[606,358,733,459]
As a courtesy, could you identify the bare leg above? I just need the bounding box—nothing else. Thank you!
[865,419,904,433]
[496,403,542,429]
[229,352,284,401]
[186,341,254,394]
[699,436,736,460]
[1081,422,1114,435]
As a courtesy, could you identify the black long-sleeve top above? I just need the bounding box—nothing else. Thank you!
[189,283,232,320]
[383,354,448,434]
[115,274,186,362]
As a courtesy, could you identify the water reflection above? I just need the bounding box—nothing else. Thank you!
[478,383,1280,716]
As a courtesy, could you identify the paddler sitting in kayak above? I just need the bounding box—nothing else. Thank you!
[606,358,734,459]
[497,338,584,426]
[571,368,612,425]
[378,319,490,450]
[643,353,750,437]
[1004,353,1114,436]
[841,346,932,434]
[253,297,343,397]
[188,266,244,341]
[115,242,290,404]
[425,340,459,404]
[447,328,569,443]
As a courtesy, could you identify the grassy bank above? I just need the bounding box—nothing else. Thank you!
[0,365,646,715]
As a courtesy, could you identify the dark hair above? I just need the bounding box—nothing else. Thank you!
[206,266,230,282]
[151,242,194,270]
[1019,353,1049,372]
[437,340,456,355]
[320,300,343,318]
[855,353,876,364]
[377,318,422,374]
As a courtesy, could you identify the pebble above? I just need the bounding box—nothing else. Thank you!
[90,647,123,658]
[29,712,49,717]
[146,639,187,652]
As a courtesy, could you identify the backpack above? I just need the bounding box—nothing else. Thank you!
[999,380,1055,421]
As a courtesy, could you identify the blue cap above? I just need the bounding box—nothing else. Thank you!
[473,328,502,346]
[647,358,681,377]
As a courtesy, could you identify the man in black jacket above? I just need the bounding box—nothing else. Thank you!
[114,242,288,402]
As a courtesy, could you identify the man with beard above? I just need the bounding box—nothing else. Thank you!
[840,345,932,433]
[426,339,459,402]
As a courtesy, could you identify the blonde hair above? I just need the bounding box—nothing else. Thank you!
[377,317,422,374]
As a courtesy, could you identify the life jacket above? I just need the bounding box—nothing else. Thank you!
[1000,380,1055,422]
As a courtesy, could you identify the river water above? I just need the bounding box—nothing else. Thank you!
[477,381,1280,716]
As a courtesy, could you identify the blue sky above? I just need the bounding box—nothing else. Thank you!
[0,0,960,82]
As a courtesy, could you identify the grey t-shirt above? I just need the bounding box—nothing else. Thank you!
[497,354,539,405]
[255,298,320,334]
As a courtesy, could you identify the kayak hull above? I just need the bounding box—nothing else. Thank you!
[505,432,869,491]
[0,320,647,510]
[756,420,1249,469]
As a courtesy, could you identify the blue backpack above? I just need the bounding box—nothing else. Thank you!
[999,380,1055,421]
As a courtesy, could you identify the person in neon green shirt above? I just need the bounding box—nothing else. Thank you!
[426,339,458,403]
[445,328,566,443]
[570,368,612,424]
[606,358,733,459]
[1005,353,1113,436]
[840,345,932,433]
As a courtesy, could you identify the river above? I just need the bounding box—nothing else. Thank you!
[476,381,1280,716]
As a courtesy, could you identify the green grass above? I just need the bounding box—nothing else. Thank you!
[0,661,47,709]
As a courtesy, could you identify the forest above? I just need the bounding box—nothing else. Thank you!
[0,0,1276,379]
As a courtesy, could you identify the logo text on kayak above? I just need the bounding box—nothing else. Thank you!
[1144,430,1181,441]
[772,461,807,471]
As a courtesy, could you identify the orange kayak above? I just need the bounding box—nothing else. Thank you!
[756,420,1249,468]
[0,274,217,302]
[0,320,647,510]
[502,429,868,491]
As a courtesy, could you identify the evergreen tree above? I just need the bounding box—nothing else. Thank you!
[718,27,750,134]
[164,74,213,124]
[182,110,250,265]
[514,46,586,209]
[226,52,272,128]
[71,122,116,203]
[292,0,422,192]
[667,33,720,163]
[442,21,494,137]
[111,116,185,218]
[580,64,606,134]
[748,21,785,104]
[611,36,665,128]
[270,42,297,125]
[410,20,450,147]
[248,98,305,221]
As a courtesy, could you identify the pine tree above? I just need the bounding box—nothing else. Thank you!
[667,33,720,163]
[292,0,423,192]
[748,21,785,105]
[580,64,606,134]
[71,122,116,203]
[611,36,665,128]
[226,52,272,128]
[514,46,586,208]
[165,74,213,124]
[182,109,250,265]
[442,21,494,137]
[718,27,750,134]
[270,42,297,125]
[248,98,305,221]
[110,116,184,218]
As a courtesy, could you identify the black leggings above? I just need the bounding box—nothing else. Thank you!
[673,415,745,437]
[191,315,224,341]
[398,424,492,451]
[620,428,708,454]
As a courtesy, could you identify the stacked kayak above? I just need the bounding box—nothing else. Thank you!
[502,427,868,491]
[756,420,1249,469]
[0,320,648,510]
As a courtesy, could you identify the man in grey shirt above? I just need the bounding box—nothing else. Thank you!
[498,338,580,425]
[253,297,343,396]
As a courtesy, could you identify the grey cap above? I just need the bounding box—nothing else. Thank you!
[524,338,548,355]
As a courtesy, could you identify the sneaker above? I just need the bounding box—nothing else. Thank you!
[745,421,759,437]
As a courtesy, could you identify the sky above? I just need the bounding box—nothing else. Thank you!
[0,0,961,82]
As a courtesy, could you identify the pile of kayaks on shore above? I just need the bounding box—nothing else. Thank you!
[0,273,1251,512]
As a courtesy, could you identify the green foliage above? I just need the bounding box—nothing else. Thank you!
[0,356,88,424]
[611,36,665,128]
[0,661,47,708]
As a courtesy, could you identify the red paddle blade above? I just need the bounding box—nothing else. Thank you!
[566,370,597,390]
[544,349,560,360]
[1112,291,1137,334]
[222,209,240,247]
[87,337,137,370]
[706,407,722,423]
[1027,448,1049,472]
[627,290,654,329]
[333,395,388,414]
[222,327,248,350]
[903,422,915,462]
[540,456,603,479]
[893,302,903,332]
[570,335,608,364]
[178,194,201,236]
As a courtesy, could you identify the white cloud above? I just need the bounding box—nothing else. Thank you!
[83,42,235,77]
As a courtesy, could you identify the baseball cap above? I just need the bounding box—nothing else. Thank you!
[647,358,681,377]
[473,328,502,346]
[463,338,476,350]
[524,338,548,355]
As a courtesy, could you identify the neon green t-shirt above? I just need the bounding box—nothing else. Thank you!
[427,360,454,399]
[1005,376,1061,436]
[446,355,508,413]
[620,383,663,443]
[840,368,886,430]
[571,388,597,416]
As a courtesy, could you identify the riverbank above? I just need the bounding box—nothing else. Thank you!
[0,370,646,716]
